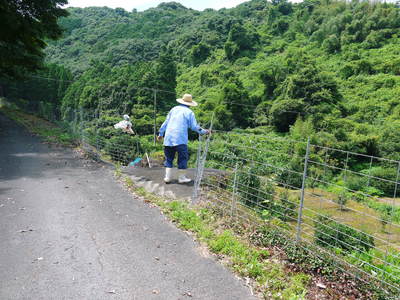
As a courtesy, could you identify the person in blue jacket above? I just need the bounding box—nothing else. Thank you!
[157,94,209,183]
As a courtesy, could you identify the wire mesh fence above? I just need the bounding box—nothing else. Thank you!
[4,74,400,296]
[193,130,400,297]
[60,107,400,296]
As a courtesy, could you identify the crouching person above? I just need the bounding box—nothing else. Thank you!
[157,94,209,184]
[114,114,135,134]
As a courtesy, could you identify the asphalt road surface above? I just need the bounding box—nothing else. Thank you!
[0,113,255,300]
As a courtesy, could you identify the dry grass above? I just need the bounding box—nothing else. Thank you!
[288,188,400,251]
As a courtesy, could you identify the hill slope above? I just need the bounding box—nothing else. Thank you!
[4,0,400,160]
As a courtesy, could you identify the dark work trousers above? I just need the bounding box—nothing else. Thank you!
[164,144,189,169]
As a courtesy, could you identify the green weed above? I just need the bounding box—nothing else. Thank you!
[0,107,75,146]
[114,164,122,178]
[121,175,312,299]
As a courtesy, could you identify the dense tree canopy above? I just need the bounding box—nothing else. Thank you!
[2,0,400,160]
[2,2,400,292]
[0,0,68,77]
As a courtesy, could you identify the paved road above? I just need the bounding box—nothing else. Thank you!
[0,113,255,300]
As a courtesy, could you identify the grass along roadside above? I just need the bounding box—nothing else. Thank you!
[202,178,397,298]
[120,175,310,299]
[0,106,124,168]
[0,106,75,146]
[3,106,389,298]
[116,170,379,299]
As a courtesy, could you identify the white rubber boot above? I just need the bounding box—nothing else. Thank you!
[178,169,191,184]
[164,168,173,183]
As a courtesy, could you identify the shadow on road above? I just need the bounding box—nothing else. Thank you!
[0,113,103,182]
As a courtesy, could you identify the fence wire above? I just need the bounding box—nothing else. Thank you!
[193,130,400,298]
[11,81,400,296]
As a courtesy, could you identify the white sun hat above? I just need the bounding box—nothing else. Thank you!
[176,94,198,107]
[123,114,130,120]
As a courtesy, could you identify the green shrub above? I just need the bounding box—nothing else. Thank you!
[38,101,58,121]
[260,179,275,206]
[314,215,374,253]
[275,161,304,189]
[361,167,398,197]
[366,199,400,224]
[237,165,262,208]
[351,191,368,203]
[329,184,351,210]
[344,174,368,192]
[362,186,384,197]
[251,226,336,276]
[271,189,298,222]
[104,134,143,165]
[346,249,400,289]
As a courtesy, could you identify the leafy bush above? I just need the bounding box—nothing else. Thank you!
[38,101,58,121]
[361,167,398,197]
[362,186,384,197]
[271,189,298,222]
[251,226,336,276]
[103,134,143,165]
[253,225,395,298]
[366,199,400,224]
[346,249,400,288]
[328,184,352,210]
[237,165,262,208]
[351,191,368,203]
[259,179,275,206]
[314,215,374,253]
[344,174,368,192]
[322,34,341,53]
[275,157,304,189]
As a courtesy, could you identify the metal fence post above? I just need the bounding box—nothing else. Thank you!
[296,137,310,242]
[195,136,203,172]
[386,162,400,265]
[231,163,239,218]
[341,151,350,211]
[392,162,400,216]
[192,136,204,203]
[193,135,210,204]
[192,114,214,204]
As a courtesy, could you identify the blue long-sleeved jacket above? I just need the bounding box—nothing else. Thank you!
[158,105,207,146]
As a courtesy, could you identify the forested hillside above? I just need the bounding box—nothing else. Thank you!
[3,0,400,160]
[2,1,400,294]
